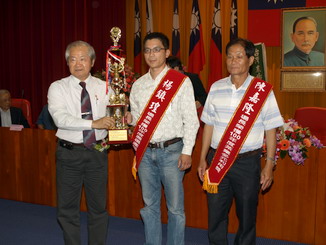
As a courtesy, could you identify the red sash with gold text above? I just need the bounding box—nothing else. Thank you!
[131,69,186,179]
[203,78,273,193]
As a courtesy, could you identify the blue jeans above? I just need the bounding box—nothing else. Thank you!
[138,141,185,245]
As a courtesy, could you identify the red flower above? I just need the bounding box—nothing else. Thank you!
[279,139,290,151]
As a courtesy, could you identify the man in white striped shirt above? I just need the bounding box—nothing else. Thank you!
[198,38,283,245]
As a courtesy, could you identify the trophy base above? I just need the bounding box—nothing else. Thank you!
[108,129,131,144]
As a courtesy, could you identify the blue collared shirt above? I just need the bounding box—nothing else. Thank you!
[201,75,284,153]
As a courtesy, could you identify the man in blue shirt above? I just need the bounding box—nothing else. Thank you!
[198,38,283,245]
[36,104,57,130]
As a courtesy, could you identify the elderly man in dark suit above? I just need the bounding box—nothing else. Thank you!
[0,89,30,128]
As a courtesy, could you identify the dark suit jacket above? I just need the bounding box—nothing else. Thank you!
[184,72,207,107]
[0,107,30,128]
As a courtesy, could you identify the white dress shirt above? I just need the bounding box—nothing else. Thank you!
[48,74,110,143]
[0,108,11,127]
[130,66,199,155]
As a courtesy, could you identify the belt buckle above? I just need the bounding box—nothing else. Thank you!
[151,141,164,148]
[59,140,73,150]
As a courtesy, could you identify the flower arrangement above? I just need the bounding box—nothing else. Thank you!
[123,64,140,95]
[94,138,111,152]
[267,119,323,165]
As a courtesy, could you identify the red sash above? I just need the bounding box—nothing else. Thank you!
[131,69,186,179]
[203,78,273,193]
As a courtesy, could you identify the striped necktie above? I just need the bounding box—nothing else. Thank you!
[80,81,96,149]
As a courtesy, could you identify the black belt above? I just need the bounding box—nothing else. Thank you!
[237,148,262,159]
[209,147,261,160]
[148,138,182,149]
[59,139,102,150]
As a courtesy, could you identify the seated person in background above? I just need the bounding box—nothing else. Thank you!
[0,89,30,128]
[166,56,207,108]
[284,16,324,67]
[36,104,57,130]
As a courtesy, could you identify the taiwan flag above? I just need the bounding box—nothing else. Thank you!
[172,0,180,57]
[230,0,238,40]
[208,0,222,90]
[146,0,153,34]
[188,0,205,74]
[248,0,325,46]
[134,0,142,74]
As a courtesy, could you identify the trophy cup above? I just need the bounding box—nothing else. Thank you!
[106,27,130,144]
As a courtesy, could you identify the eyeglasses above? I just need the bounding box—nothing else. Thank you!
[143,47,166,54]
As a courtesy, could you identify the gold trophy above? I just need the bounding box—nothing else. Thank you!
[106,27,129,144]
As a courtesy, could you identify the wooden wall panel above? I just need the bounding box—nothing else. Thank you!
[255,153,318,243]
[0,129,19,200]
[108,146,143,219]
[0,128,325,244]
[0,128,57,206]
[315,149,326,245]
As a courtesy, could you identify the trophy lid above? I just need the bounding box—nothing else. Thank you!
[110,27,121,47]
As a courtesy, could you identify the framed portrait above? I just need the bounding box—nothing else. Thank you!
[281,7,326,91]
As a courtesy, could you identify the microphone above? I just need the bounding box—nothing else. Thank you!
[15,89,24,126]
[17,98,23,126]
